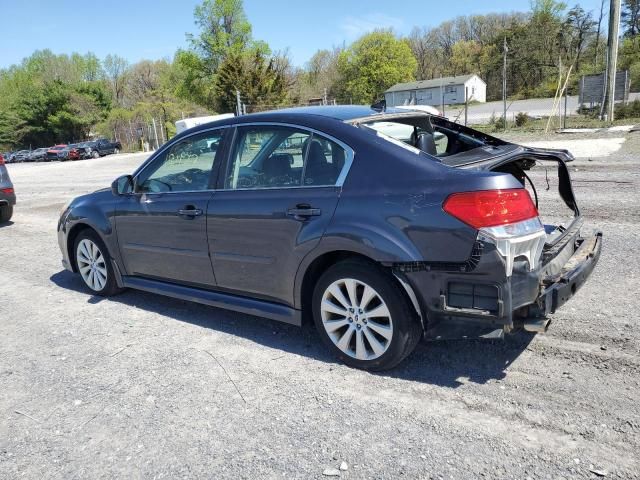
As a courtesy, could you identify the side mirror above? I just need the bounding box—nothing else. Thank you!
[112,174,133,196]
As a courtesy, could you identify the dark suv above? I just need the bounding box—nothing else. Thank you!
[57,106,601,370]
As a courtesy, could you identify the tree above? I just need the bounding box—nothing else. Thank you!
[337,30,417,104]
[176,0,278,110]
[622,0,640,36]
[293,48,341,103]
[562,6,596,69]
[594,0,607,66]
[103,54,128,106]
[189,0,255,72]
[213,50,288,113]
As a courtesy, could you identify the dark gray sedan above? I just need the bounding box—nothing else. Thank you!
[57,106,601,370]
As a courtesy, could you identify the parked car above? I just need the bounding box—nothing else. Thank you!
[85,138,121,158]
[59,144,88,161]
[47,145,67,161]
[73,142,94,160]
[13,150,31,162]
[0,153,16,223]
[28,147,49,162]
[57,106,601,370]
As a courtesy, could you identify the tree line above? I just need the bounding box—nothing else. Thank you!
[1,0,639,150]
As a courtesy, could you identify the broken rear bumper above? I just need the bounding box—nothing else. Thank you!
[535,231,602,316]
[396,230,602,339]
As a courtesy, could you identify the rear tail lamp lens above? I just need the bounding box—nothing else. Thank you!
[443,189,538,229]
[1,188,14,195]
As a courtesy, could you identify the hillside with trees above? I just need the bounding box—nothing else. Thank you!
[1,0,639,150]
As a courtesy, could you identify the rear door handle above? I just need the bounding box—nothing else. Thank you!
[178,207,203,217]
[287,205,321,218]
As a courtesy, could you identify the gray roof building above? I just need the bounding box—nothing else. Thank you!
[385,74,486,107]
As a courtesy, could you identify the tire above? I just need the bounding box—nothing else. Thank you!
[114,148,120,154]
[312,260,422,371]
[73,229,122,296]
[91,150,100,159]
[0,204,13,223]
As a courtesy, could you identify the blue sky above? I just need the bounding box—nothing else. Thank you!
[0,0,606,69]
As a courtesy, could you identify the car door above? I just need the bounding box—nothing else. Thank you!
[115,128,227,287]
[206,124,352,306]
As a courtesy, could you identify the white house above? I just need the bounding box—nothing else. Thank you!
[384,74,486,107]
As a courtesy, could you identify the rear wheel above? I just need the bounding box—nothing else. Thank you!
[312,261,422,371]
[0,204,13,223]
[74,230,121,296]
[91,150,99,159]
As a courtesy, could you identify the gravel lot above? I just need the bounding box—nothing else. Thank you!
[1,133,639,479]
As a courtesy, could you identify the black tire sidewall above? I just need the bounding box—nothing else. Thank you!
[312,261,421,371]
[0,204,13,223]
[74,230,119,296]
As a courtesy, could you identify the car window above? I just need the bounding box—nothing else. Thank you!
[137,130,223,193]
[366,121,415,143]
[226,127,309,189]
[434,131,448,155]
[302,135,346,187]
[226,126,347,189]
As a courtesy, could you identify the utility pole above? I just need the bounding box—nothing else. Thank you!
[236,90,242,116]
[151,117,160,150]
[464,86,468,126]
[323,88,328,106]
[603,0,621,122]
[503,37,508,130]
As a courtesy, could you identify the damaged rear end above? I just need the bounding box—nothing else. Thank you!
[354,111,601,339]
[437,128,602,337]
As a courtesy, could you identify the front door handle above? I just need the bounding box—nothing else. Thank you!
[178,207,203,217]
[287,204,321,219]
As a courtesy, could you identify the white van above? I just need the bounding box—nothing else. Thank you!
[175,114,235,135]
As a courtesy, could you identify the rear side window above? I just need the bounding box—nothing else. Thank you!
[226,126,347,189]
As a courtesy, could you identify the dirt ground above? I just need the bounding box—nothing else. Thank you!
[1,133,639,479]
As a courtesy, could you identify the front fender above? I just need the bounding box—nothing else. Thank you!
[58,191,120,271]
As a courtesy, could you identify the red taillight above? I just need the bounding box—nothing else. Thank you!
[1,188,14,195]
[0,154,4,165]
[443,189,538,229]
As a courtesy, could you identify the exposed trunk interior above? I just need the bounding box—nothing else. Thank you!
[490,156,579,247]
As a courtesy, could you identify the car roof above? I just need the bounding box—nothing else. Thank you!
[179,105,433,138]
[254,105,412,121]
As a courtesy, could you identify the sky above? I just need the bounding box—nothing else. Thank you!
[0,0,608,69]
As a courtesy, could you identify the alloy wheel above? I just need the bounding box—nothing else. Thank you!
[76,239,108,291]
[320,278,393,361]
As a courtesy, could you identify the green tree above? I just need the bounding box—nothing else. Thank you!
[189,0,255,72]
[337,30,417,104]
[213,50,288,113]
[622,0,640,36]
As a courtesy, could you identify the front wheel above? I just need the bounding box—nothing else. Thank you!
[312,261,422,371]
[114,148,120,154]
[91,150,99,159]
[74,230,122,296]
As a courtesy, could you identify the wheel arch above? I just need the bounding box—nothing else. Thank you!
[295,249,425,328]
[66,222,112,272]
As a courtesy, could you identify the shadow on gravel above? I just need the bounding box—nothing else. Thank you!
[0,220,14,228]
[51,270,534,388]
